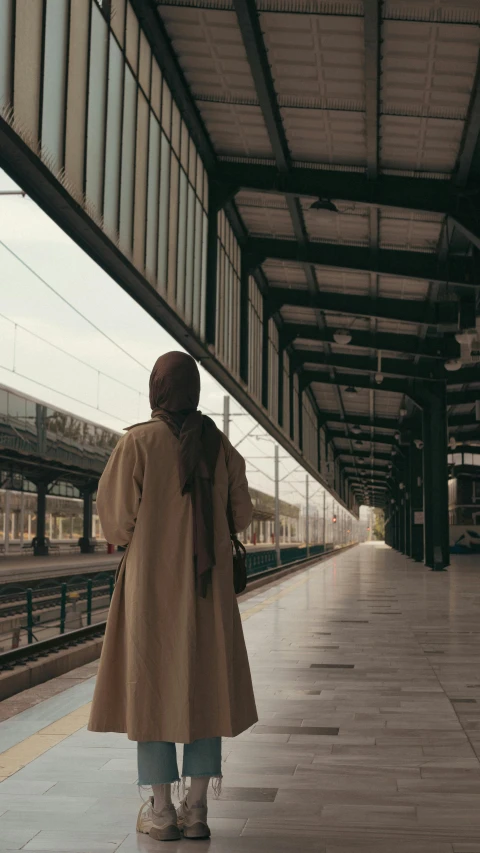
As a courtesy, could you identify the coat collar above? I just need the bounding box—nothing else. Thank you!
[124,418,159,432]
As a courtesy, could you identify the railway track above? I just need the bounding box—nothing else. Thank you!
[0,577,114,619]
[0,621,107,671]
[0,544,356,674]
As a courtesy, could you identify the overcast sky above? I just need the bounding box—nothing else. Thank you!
[0,168,334,510]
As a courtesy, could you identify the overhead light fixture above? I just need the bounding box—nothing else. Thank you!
[394,432,400,441]
[345,386,357,394]
[399,407,408,417]
[310,198,338,212]
[333,329,352,345]
[444,359,463,372]
[375,373,384,385]
[455,331,475,345]
[449,436,457,449]
[350,426,362,435]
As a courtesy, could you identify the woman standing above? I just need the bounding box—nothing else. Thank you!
[88,352,257,841]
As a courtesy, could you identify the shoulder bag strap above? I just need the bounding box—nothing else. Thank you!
[226,486,236,537]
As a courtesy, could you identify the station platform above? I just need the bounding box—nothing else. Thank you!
[0,542,479,853]
[0,553,120,586]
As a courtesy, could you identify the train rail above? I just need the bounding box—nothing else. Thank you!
[0,543,356,674]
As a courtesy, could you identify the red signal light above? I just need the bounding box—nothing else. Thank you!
[332,515,337,523]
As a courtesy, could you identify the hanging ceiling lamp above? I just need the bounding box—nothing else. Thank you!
[333,329,352,345]
[310,198,338,212]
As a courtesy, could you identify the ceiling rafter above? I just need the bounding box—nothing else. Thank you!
[328,429,398,446]
[305,370,478,405]
[248,237,474,288]
[339,449,392,462]
[455,52,480,188]
[269,288,474,328]
[320,409,478,430]
[216,163,480,248]
[363,0,381,497]
[232,0,362,485]
[283,324,459,360]
[291,349,445,382]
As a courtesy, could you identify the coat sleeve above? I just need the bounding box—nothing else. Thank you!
[96,431,144,547]
[222,435,253,533]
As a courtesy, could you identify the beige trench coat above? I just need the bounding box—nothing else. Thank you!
[88,418,257,743]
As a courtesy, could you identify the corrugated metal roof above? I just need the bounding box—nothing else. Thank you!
[155,0,480,499]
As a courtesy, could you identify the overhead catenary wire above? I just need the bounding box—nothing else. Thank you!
[0,311,151,401]
[0,239,150,373]
[0,364,132,427]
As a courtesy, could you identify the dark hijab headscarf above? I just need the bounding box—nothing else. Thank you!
[149,352,222,597]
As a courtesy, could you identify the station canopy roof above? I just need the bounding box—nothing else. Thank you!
[143,0,480,506]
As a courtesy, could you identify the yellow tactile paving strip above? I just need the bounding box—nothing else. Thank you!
[0,702,92,782]
[0,571,311,782]
[240,573,310,622]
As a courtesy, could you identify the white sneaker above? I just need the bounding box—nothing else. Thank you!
[136,796,181,842]
[177,796,210,839]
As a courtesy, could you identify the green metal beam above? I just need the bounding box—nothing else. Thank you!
[446,366,480,385]
[301,369,414,397]
[282,324,459,360]
[328,428,399,446]
[346,471,388,481]
[292,349,444,381]
[216,162,480,250]
[267,287,474,328]
[343,459,389,470]
[248,237,473,288]
[339,449,392,461]
[447,389,480,405]
[217,163,451,214]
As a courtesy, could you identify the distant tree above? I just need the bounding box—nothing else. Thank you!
[373,509,385,540]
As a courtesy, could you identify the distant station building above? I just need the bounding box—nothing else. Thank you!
[0,384,117,555]
[0,383,304,555]
[243,488,300,547]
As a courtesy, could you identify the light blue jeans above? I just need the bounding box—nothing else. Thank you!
[137,738,222,785]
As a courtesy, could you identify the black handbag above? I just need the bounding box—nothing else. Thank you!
[226,493,248,595]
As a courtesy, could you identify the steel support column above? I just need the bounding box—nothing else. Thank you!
[409,440,424,562]
[262,307,269,410]
[278,345,284,427]
[33,481,49,556]
[240,255,249,385]
[79,487,96,554]
[205,188,219,347]
[390,500,397,550]
[404,449,412,558]
[298,389,303,451]
[422,385,450,570]
[289,369,294,441]
[397,492,405,553]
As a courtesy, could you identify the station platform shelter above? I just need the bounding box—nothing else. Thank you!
[2,2,480,851]
[0,543,479,852]
[3,0,480,573]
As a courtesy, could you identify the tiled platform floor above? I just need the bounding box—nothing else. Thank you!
[1,542,480,853]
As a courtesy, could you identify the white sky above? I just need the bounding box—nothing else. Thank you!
[0,168,350,517]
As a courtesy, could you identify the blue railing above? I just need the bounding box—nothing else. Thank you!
[1,544,350,647]
[246,542,336,577]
